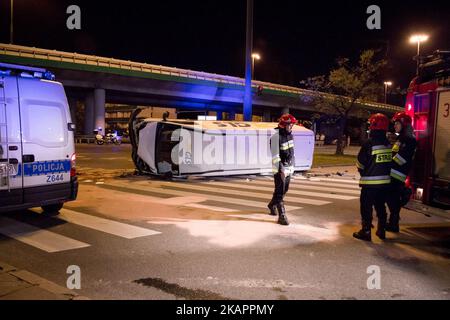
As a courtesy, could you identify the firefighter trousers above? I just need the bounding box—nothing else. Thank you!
[360,187,388,229]
[270,172,291,204]
[386,180,404,226]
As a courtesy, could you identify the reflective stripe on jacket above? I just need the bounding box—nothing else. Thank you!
[391,135,417,182]
[357,137,392,188]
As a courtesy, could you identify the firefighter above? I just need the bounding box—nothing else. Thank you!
[353,113,392,241]
[386,112,417,232]
[267,114,297,226]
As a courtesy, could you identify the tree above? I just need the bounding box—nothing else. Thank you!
[301,50,387,155]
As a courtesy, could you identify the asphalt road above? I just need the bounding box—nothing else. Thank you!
[0,143,449,300]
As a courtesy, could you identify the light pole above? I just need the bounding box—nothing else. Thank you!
[409,34,429,75]
[10,0,14,44]
[243,0,254,122]
[383,81,392,104]
[251,53,260,79]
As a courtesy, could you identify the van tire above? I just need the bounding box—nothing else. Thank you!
[42,203,64,216]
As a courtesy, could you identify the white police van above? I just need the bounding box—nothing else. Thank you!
[0,63,78,215]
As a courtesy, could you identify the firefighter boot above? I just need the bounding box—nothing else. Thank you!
[385,217,400,233]
[353,222,372,242]
[267,199,277,216]
[376,217,386,240]
[276,203,289,226]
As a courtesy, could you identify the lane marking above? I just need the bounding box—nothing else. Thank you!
[228,179,361,195]
[162,183,330,206]
[58,209,161,239]
[0,217,90,253]
[108,182,302,212]
[202,181,358,200]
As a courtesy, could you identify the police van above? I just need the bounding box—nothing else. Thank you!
[0,63,78,214]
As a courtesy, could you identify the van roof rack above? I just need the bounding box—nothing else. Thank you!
[0,62,55,80]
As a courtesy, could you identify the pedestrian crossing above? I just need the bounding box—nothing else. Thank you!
[0,175,360,253]
[106,174,361,214]
[0,209,162,253]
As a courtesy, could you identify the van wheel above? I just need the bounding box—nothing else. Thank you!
[42,203,64,216]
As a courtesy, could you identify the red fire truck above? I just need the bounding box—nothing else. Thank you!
[405,50,450,210]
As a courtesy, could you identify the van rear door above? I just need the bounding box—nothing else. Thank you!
[0,75,23,207]
[17,78,73,191]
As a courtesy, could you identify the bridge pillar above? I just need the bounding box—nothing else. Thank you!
[84,92,94,135]
[67,97,77,125]
[94,88,106,133]
[263,109,271,122]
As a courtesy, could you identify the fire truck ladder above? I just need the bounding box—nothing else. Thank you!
[0,77,11,192]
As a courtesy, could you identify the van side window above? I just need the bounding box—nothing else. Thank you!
[22,102,67,147]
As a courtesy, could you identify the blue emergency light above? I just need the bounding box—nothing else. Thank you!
[0,62,55,80]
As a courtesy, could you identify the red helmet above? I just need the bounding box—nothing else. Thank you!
[278,114,298,128]
[368,113,389,131]
[392,112,412,126]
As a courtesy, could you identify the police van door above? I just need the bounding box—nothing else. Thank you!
[0,75,23,207]
[17,77,72,191]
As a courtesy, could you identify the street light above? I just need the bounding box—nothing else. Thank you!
[251,53,260,79]
[383,81,392,104]
[10,0,14,44]
[409,34,429,75]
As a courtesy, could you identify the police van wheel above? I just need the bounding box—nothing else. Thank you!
[41,203,64,216]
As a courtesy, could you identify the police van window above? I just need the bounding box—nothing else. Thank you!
[21,102,67,147]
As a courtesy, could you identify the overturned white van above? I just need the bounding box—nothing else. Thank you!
[129,109,314,177]
[0,63,78,214]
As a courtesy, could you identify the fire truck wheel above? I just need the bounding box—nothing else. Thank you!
[41,203,64,216]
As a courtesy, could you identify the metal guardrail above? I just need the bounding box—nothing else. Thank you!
[0,43,402,112]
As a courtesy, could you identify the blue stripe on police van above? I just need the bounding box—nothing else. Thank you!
[23,160,71,176]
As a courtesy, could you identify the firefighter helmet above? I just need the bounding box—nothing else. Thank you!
[278,114,298,128]
[368,113,389,131]
[392,112,412,126]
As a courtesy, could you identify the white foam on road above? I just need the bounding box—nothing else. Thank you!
[148,219,340,247]
[58,209,161,239]
[0,217,90,253]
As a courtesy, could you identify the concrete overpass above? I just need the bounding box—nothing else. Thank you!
[0,43,402,134]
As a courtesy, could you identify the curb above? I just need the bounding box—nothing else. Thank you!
[0,261,89,300]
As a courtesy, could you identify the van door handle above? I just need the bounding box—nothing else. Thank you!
[9,146,18,151]
[9,158,19,164]
[22,155,35,163]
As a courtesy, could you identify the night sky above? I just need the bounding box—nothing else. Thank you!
[0,0,449,93]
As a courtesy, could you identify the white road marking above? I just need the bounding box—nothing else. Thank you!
[0,217,90,253]
[110,183,302,212]
[227,214,278,222]
[164,183,330,206]
[58,209,161,239]
[232,179,360,195]
[203,181,358,200]
[185,203,237,212]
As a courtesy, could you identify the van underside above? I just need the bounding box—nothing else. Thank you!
[0,177,78,213]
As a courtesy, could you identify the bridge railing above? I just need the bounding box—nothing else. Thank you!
[0,43,401,112]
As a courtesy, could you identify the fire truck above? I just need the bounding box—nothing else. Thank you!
[405,50,450,211]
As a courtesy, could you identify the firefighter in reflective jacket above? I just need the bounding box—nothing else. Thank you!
[386,112,417,232]
[268,114,297,225]
[353,113,392,241]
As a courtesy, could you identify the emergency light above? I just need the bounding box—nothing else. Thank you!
[0,62,55,80]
